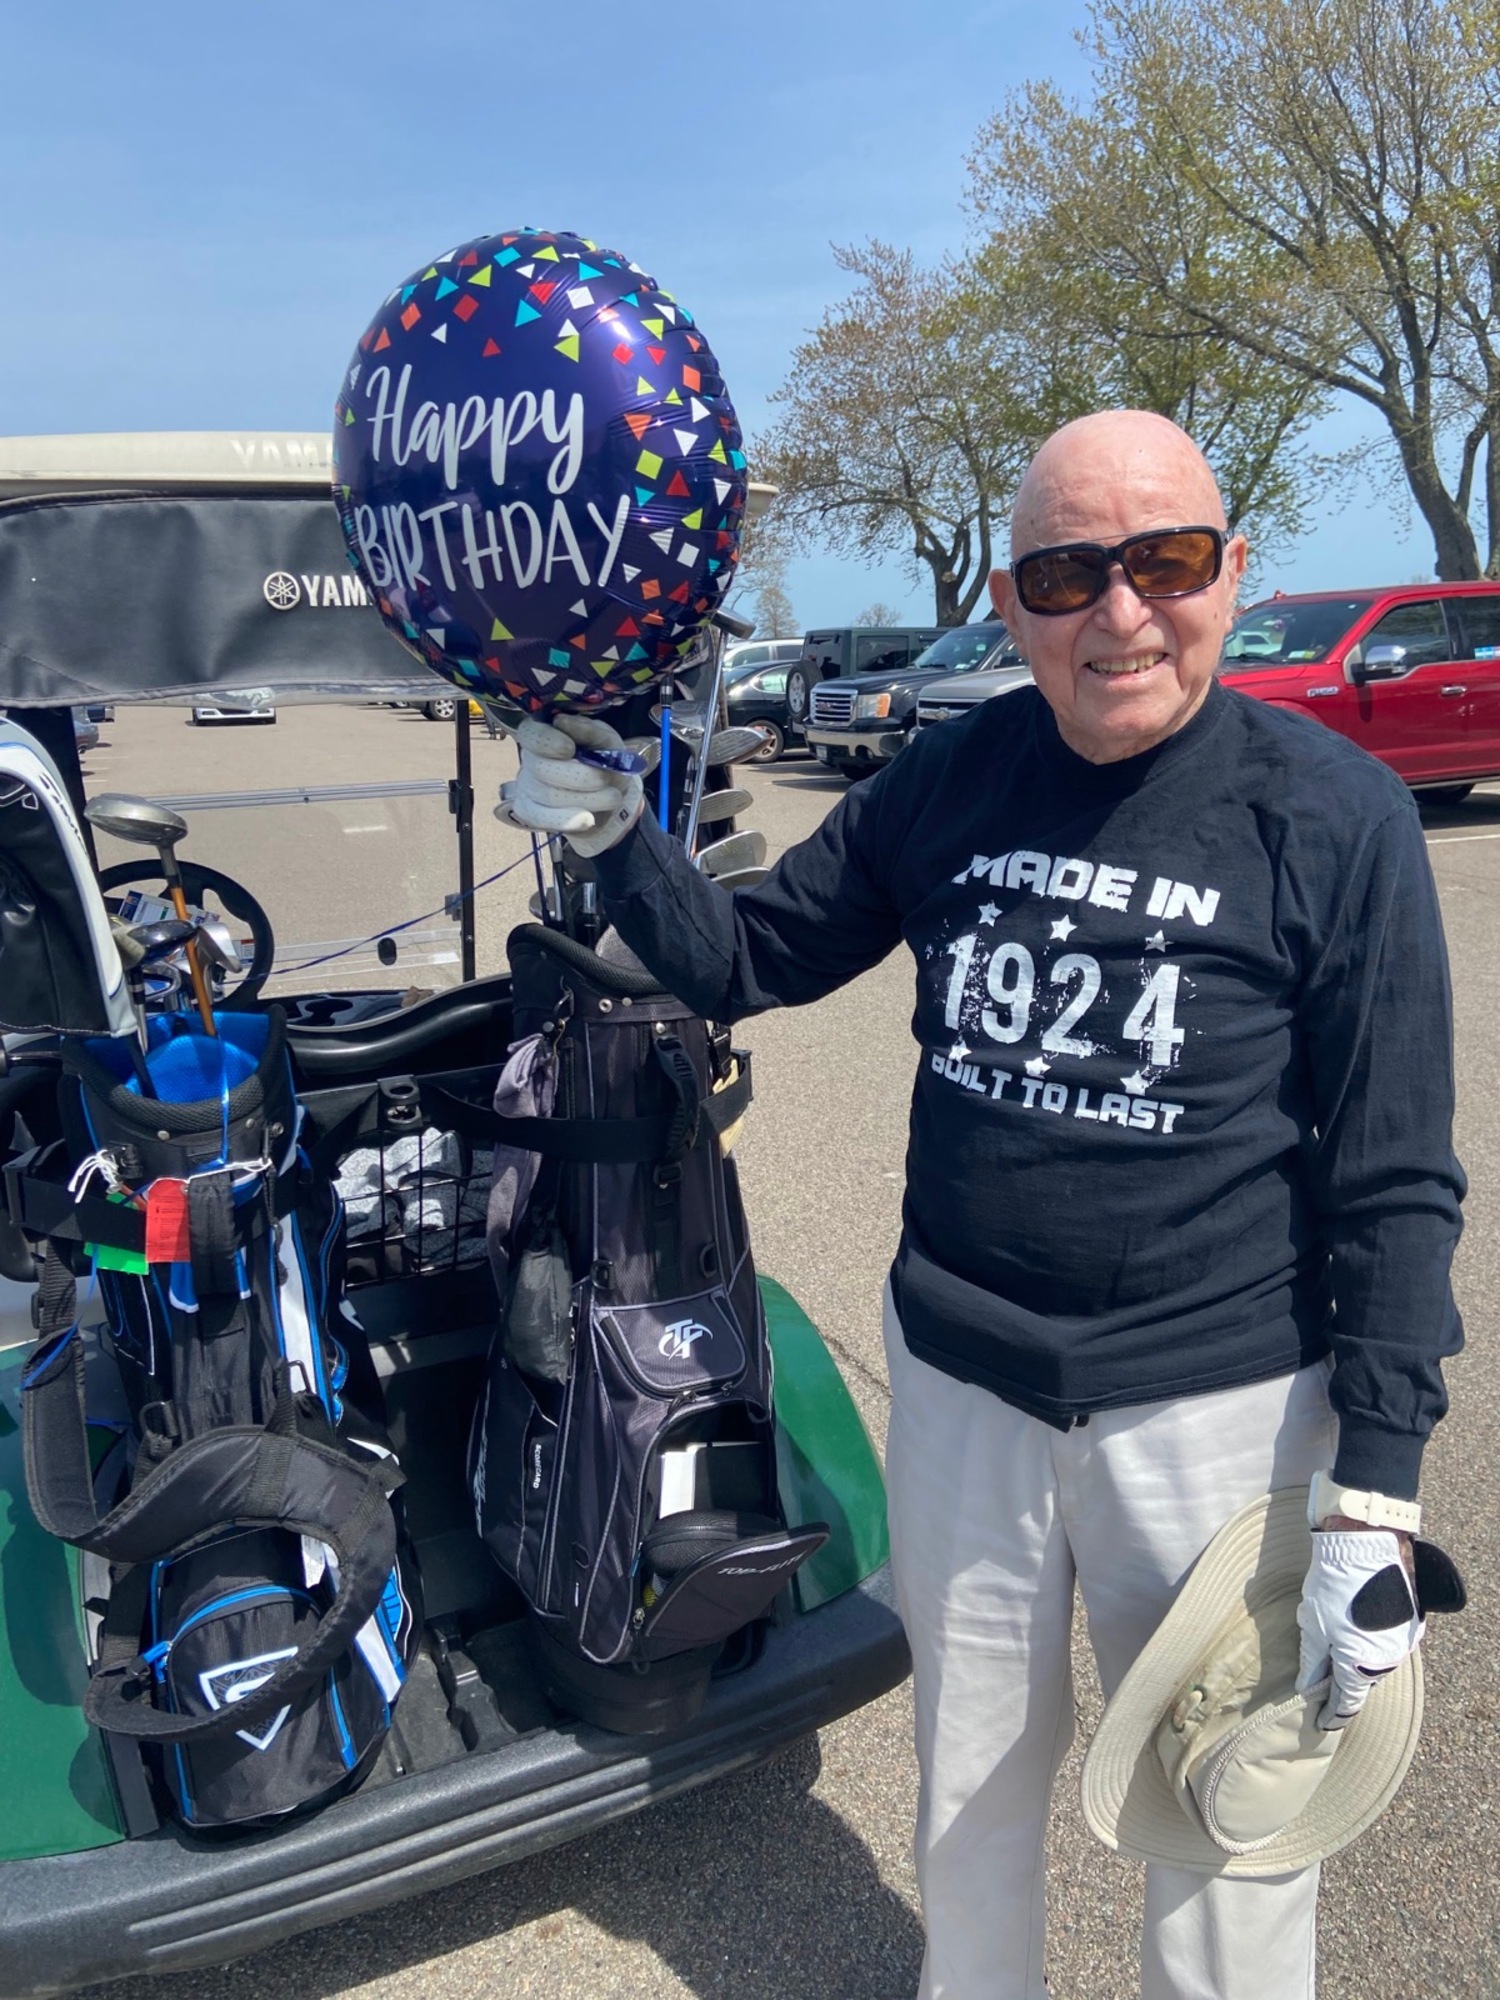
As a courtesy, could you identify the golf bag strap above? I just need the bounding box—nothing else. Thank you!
[34,1242,77,1342]
[6,1141,300,1255]
[482,1057,750,1163]
[22,1322,403,1552]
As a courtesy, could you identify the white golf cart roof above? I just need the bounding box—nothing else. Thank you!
[0,433,777,515]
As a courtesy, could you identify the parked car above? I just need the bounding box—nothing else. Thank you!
[804,622,1022,780]
[915,658,1037,732]
[408,693,486,721]
[0,431,909,1994]
[784,626,945,735]
[191,701,277,725]
[723,638,804,677]
[71,709,99,755]
[1218,583,1500,801]
[724,659,801,761]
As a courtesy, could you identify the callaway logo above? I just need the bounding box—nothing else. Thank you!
[262,570,372,612]
[720,1552,804,1576]
[198,1646,297,1751]
[659,1318,713,1360]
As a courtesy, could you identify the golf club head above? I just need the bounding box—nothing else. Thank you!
[703,726,768,769]
[142,961,187,1010]
[695,829,767,878]
[193,911,244,975]
[623,735,661,776]
[705,866,770,894]
[694,787,753,826]
[84,793,189,850]
[130,919,196,966]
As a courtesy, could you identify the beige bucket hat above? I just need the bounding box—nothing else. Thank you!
[1081,1489,1423,1876]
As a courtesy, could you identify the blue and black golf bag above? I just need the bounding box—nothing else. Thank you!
[10,1006,420,1830]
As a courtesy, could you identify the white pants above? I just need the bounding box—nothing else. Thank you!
[882,1287,1338,2000]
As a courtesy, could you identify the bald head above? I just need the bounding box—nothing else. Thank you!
[1010,410,1227,559]
[989,407,1247,765]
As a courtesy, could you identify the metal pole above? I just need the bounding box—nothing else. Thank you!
[451,699,477,982]
[682,629,728,859]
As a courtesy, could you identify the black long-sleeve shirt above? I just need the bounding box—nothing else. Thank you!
[593,680,1465,1496]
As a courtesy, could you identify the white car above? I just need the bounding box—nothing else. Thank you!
[190,702,276,724]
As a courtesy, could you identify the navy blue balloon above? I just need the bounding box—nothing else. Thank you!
[333,228,748,714]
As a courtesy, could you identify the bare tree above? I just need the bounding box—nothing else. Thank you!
[970,0,1500,577]
[855,601,904,627]
[753,571,800,639]
[724,508,799,637]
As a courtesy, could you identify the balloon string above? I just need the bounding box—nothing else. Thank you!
[282,849,538,974]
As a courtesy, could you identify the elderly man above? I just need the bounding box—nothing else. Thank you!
[505,411,1464,1999]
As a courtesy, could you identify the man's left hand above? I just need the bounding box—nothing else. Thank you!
[1296,1523,1466,1731]
[1296,1528,1424,1730]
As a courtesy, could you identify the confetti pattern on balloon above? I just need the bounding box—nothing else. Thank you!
[332,228,748,716]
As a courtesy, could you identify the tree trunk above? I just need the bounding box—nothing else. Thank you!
[917,538,968,625]
[932,570,964,625]
[1388,415,1483,580]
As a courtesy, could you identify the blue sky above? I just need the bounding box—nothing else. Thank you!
[1,0,1434,629]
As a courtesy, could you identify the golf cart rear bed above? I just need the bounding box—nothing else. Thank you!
[0,1565,902,1996]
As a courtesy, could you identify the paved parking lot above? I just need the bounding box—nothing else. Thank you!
[69,707,1500,2000]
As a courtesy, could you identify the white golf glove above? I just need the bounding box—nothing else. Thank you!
[1296,1531,1423,1731]
[498,714,644,859]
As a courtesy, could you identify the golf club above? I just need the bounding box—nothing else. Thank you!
[671,724,767,771]
[704,866,770,894]
[679,626,727,857]
[693,787,753,826]
[192,911,244,978]
[85,794,216,1034]
[694,829,767,879]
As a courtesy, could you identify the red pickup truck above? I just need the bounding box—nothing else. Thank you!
[1219,582,1500,801]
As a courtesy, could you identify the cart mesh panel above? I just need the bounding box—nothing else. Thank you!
[336,1127,494,1285]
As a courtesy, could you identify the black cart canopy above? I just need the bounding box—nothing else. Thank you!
[0,432,440,710]
[0,435,779,712]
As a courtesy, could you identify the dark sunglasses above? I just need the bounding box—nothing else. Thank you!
[1011,526,1225,616]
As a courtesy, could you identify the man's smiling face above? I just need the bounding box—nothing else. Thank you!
[991,412,1247,766]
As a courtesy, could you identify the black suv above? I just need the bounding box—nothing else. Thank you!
[802,623,1021,780]
[784,626,945,734]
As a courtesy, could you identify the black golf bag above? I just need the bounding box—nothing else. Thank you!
[10,1007,420,1830]
[471,925,828,1734]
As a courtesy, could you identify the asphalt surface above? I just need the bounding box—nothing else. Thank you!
[65,707,1500,2000]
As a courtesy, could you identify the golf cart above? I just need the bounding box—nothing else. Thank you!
[0,434,908,1994]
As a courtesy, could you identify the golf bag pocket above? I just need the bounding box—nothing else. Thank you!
[502,1224,573,1384]
[594,1291,747,1399]
[634,1510,830,1662]
[472,1353,560,1608]
[524,1287,802,1666]
[146,1526,396,1830]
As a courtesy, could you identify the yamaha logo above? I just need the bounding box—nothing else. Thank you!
[261,571,372,611]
